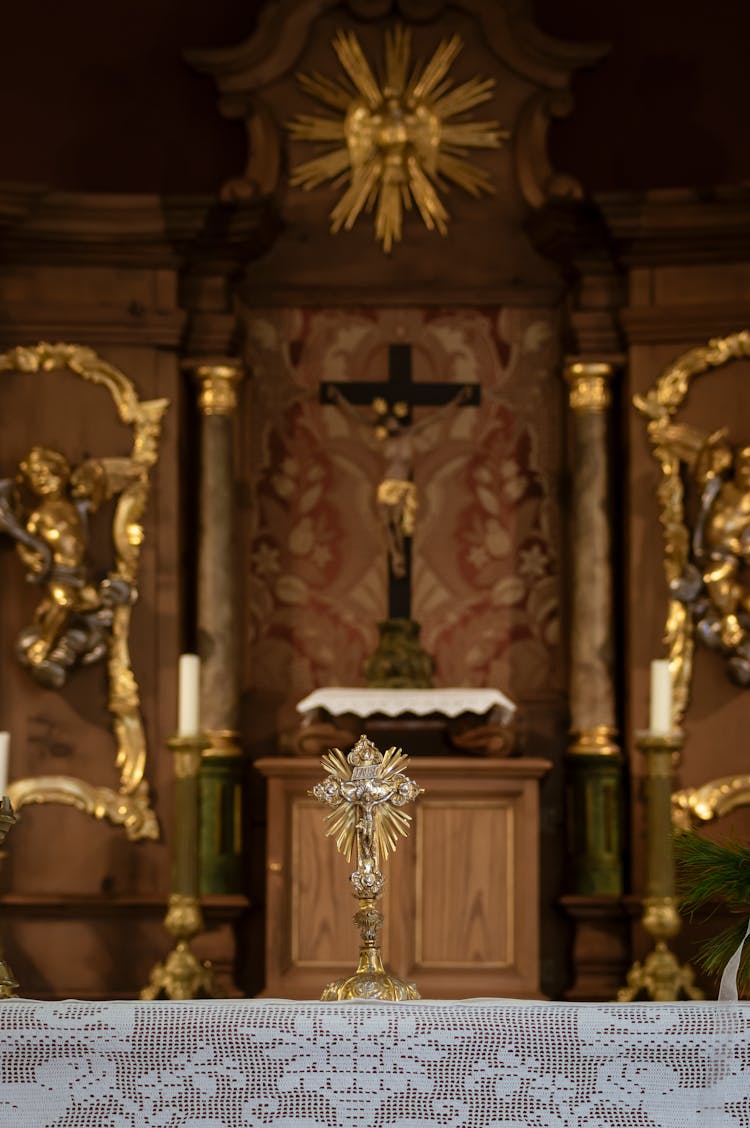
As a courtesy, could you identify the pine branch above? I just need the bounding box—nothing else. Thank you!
[674,831,750,995]
[674,831,750,912]
[695,919,750,987]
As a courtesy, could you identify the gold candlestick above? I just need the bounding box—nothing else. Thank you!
[618,731,703,1002]
[0,797,18,998]
[312,734,421,1001]
[141,736,216,1000]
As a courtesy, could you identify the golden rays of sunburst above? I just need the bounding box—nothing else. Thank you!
[319,743,415,864]
[288,25,508,253]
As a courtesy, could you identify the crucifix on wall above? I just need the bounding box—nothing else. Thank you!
[321,343,479,685]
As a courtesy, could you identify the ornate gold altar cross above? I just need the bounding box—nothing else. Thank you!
[288,25,507,252]
[312,734,421,1000]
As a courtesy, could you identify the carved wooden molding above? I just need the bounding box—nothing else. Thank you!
[0,187,271,268]
[597,186,750,266]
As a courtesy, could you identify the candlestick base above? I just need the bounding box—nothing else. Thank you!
[617,938,703,1002]
[140,940,215,1001]
[141,893,216,1000]
[0,958,18,999]
[0,797,18,999]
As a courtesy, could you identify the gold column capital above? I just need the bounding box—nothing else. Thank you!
[567,725,621,757]
[201,728,243,759]
[190,362,245,416]
[564,361,615,414]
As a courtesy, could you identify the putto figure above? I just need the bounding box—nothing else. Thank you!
[0,446,135,688]
[658,422,750,684]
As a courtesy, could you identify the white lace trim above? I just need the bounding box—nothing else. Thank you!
[296,686,516,719]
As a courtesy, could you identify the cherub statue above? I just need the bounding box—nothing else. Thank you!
[0,446,136,688]
[656,420,750,683]
[329,385,471,579]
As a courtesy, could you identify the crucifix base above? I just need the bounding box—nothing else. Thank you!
[322,940,420,1002]
[364,618,434,688]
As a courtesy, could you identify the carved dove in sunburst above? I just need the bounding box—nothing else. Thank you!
[288,25,508,253]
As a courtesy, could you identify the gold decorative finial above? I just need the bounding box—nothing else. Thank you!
[288,25,508,253]
[312,734,422,999]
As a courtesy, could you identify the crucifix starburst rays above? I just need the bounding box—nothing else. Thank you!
[288,25,508,253]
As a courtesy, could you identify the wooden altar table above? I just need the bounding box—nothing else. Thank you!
[0,997,748,1126]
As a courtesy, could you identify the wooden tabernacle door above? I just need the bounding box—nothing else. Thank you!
[255,756,551,999]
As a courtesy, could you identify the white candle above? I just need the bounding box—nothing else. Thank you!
[0,732,9,796]
[649,659,672,735]
[178,654,201,737]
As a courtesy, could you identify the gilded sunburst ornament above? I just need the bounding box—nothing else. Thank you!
[288,25,508,253]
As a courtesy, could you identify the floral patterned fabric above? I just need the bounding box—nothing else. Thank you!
[0,999,748,1127]
[242,308,564,741]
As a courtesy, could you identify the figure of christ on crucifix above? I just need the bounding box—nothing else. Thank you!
[321,342,480,622]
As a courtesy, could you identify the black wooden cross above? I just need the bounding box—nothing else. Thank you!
[321,343,480,620]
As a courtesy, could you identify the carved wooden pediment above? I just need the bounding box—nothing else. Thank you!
[187,0,606,289]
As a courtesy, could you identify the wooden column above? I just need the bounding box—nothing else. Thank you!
[563,362,624,897]
[193,362,245,895]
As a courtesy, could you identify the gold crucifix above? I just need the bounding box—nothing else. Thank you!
[311,734,422,1000]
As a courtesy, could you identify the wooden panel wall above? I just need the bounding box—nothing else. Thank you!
[0,195,255,998]
[601,189,750,972]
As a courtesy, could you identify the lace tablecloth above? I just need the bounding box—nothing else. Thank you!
[0,998,748,1127]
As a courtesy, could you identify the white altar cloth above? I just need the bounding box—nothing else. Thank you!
[0,997,749,1127]
[296,686,516,719]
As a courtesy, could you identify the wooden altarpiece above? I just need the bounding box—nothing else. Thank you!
[191,0,605,999]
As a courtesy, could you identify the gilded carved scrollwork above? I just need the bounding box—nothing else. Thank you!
[672,774,750,830]
[0,342,168,840]
[634,331,750,724]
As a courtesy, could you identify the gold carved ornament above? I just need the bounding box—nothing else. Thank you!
[672,773,750,831]
[288,25,507,253]
[565,362,613,414]
[634,330,750,729]
[0,343,168,840]
[634,332,750,832]
[193,363,244,417]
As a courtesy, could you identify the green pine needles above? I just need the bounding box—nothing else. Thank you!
[674,831,750,994]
